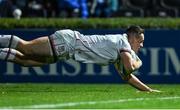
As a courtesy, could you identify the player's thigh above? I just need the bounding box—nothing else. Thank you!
[14,53,47,67]
[19,36,52,56]
[15,49,54,64]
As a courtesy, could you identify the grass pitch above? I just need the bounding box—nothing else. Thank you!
[0,83,180,109]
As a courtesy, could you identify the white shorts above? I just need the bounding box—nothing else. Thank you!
[49,29,76,61]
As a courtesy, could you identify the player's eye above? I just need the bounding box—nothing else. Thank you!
[139,40,144,43]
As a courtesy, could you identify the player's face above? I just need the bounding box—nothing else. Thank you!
[129,33,144,53]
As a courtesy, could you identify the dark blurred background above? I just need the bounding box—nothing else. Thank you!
[0,0,180,19]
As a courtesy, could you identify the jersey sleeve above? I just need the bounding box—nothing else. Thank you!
[118,37,132,54]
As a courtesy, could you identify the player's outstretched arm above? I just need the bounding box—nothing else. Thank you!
[114,67,160,92]
[115,51,160,92]
[127,74,160,92]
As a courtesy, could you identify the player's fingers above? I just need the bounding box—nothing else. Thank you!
[136,89,162,93]
[149,89,162,93]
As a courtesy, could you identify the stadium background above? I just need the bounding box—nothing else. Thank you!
[0,0,180,109]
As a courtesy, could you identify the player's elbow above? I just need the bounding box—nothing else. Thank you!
[132,60,142,70]
[125,60,142,73]
[124,64,136,75]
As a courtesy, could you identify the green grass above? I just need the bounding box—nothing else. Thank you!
[0,83,180,109]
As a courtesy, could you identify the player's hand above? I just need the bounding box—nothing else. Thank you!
[136,89,161,93]
[149,89,161,93]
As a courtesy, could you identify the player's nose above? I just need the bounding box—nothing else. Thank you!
[140,43,143,48]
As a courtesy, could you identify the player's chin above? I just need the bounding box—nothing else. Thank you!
[134,50,138,53]
[136,48,141,53]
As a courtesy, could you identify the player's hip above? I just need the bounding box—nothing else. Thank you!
[49,29,77,61]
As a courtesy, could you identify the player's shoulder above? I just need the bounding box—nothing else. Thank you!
[118,34,132,51]
[119,34,130,44]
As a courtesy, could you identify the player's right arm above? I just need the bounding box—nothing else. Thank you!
[120,51,142,75]
[114,51,160,92]
[127,74,160,92]
[114,51,142,80]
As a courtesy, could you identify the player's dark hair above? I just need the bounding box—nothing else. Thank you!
[126,25,144,38]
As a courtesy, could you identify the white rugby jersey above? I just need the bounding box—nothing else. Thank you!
[73,31,132,65]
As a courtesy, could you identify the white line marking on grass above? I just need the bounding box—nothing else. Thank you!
[2,96,180,109]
